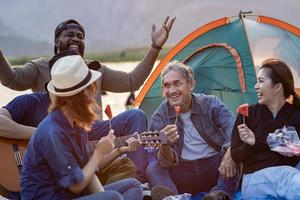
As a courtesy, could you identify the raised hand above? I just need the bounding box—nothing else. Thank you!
[95,129,115,156]
[151,16,176,48]
[238,124,255,145]
[119,133,141,153]
[161,124,178,144]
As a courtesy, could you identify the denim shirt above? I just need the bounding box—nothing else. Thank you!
[150,93,235,167]
[21,109,90,200]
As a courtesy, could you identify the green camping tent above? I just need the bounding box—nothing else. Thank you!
[135,14,300,122]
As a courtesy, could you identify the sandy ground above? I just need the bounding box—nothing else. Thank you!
[0,61,158,120]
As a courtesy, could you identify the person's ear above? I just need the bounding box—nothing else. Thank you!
[161,85,166,97]
[275,82,283,93]
[188,80,195,91]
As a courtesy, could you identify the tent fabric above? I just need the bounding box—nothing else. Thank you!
[135,15,300,122]
[183,43,246,93]
[134,17,230,106]
[245,18,300,86]
[257,16,300,37]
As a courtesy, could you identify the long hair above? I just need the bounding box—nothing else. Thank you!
[49,82,99,131]
[261,58,300,109]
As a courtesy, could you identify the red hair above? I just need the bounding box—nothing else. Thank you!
[49,82,99,131]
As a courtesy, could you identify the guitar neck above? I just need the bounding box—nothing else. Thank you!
[88,131,167,152]
[88,134,133,152]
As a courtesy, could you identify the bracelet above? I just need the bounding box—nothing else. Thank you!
[151,43,162,50]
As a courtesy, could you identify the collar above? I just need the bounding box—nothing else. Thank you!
[51,108,84,136]
[262,102,292,117]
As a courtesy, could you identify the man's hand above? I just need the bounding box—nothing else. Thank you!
[95,129,115,157]
[119,134,141,153]
[151,16,176,48]
[238,124,255,145]
[161,124,179,144]
[218,148,237,179]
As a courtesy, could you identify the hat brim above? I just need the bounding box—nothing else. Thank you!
[47,70,101,97]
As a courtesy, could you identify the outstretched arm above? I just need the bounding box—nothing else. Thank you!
[0,50,39,91]
[101,16,176,92]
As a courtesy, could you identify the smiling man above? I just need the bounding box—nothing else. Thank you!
[146,61,241,200]
[0,17,175,110]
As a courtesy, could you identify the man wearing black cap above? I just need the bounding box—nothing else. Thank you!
[53,19,86,56]
[0,17,174,101]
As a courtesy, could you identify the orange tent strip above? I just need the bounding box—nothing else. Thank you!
[257,16,300,37]
[183,43,246,93]
[134,17,230,106]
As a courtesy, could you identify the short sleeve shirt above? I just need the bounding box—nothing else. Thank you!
[3,92,50,126]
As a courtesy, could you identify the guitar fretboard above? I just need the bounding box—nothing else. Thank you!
[88,134,137,152]
[87,131,167,152]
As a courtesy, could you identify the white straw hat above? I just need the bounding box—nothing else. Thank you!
[47,55,101,97]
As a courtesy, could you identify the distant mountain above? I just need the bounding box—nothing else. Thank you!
[0,0,299,57]
[0,21,52,57]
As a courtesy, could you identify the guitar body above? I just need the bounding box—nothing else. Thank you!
[0,137,28,192]
[0,131,166,192]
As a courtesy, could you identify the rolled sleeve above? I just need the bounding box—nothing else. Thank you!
[39,126,86,188]
[57,164,84,188]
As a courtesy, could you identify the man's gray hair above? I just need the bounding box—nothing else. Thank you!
[161,61,195,83]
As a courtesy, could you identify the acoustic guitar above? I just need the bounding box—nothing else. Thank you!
[0,131,167,192]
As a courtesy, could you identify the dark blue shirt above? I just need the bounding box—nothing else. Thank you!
[3,92,50,127]
[3,92,104,139]
[21,109,90,200]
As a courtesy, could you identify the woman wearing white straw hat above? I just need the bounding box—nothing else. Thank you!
[20,55,142,200]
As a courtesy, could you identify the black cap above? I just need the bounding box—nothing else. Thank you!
[54,19,85,54]
[49,49,80,71]
[49,49,101,71]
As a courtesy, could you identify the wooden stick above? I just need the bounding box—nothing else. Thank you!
[174,114,178,125]
[109,120,112,131]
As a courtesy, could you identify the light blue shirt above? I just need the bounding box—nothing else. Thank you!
[180,111,217,160]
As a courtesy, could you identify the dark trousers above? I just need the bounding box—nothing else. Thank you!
[147,151,241,199]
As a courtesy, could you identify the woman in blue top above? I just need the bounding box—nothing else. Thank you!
[20,55,142,200]
[231,59,300,199]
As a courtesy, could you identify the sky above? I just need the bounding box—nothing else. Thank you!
[0,0,299,55]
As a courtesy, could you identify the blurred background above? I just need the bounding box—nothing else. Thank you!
[1,0,300,117]
[1,0,300,57]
